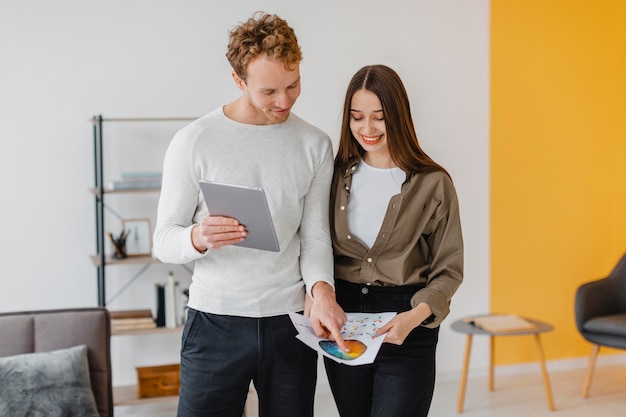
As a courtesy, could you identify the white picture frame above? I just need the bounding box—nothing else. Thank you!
[122,218,152,256]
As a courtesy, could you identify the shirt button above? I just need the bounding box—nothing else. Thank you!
[351,166,356,171]
[340,205,345,211]
[347,235,352,240]
[345,186,350,191]
[367,258,373,263]
[361,287,369,295]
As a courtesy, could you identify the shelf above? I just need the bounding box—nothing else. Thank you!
[90,254,161,267]
[112,325,184,337]
[89,187,161,195]
[113,384,178,407]
[97,116,197,123]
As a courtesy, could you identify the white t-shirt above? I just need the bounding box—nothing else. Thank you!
[348,161,406,248]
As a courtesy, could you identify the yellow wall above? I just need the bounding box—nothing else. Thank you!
[491,0,626,364]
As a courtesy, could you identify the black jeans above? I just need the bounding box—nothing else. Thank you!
[324,279,439,417]
[177,309,317,417]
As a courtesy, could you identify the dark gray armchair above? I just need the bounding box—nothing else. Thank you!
[574,252,626,397]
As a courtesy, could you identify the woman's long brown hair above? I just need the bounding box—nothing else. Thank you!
[335,65,449,178]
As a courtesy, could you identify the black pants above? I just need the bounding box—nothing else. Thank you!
[177,309,317,417]
[324,280,439,417]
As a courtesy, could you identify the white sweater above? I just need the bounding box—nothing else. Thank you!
[153,107,335,317]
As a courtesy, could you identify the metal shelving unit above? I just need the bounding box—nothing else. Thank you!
[91,115,196,306]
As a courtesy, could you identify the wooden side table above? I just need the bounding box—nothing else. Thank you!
[450,315,555,412]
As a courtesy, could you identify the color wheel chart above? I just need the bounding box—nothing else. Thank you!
[289,311,396,366]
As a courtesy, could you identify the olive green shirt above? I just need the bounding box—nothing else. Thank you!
[330,160,464,328]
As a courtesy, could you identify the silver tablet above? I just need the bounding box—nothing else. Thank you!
[199,180,280,252]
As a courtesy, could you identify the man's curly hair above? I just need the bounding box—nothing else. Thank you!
[226,12,302,82]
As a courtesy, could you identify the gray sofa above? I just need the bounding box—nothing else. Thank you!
[0,307,113,417]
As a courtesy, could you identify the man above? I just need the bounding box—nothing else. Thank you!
[153,12,347,417]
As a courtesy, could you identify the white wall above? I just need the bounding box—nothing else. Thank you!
[0,0,490,386]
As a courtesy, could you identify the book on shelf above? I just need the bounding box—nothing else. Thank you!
[109,309,157,332]
[111,320,157,332]
[120,171,162,181]
[112,317,156,326]
[464,314,537,333]
[109,309,153,319]
[155,273,181,329]
[107,171,162,190]
[107,179,161,190]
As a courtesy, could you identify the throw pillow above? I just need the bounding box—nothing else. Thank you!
[0,344,99,417]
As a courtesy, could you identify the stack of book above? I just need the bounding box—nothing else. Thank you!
[107,171,162,191]
[110,309,156,333]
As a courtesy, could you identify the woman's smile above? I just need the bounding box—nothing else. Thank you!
[360,134,383,145]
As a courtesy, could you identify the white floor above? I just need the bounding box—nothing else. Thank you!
[114,364,626,416]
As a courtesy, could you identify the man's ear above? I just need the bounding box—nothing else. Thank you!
[232,71,245,90]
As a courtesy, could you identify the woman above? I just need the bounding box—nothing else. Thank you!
[326,64,464,417]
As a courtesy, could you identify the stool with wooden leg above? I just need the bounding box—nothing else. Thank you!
[451,315,555,413]
[456,333,473,412]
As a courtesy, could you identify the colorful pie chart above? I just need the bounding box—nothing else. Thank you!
[319,339,367,360]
